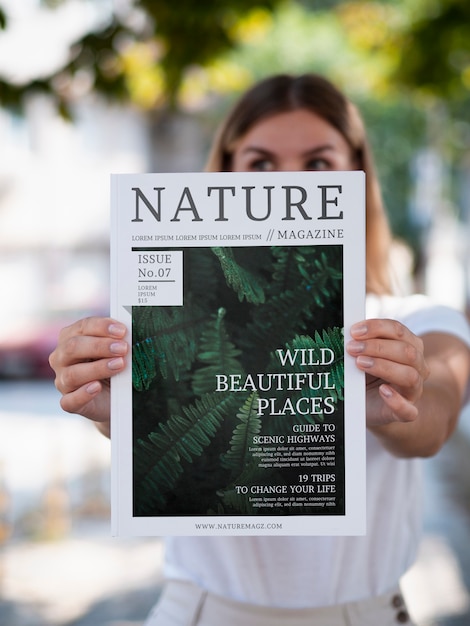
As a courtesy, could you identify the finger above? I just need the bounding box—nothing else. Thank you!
[59,317,127,341]
[347,337,427,375]
[59,381,110,427]
[50,316,128,371]
[59,380,102,415]
[351,319,424,352]
[378,384,419,423]
[54,318,127,362]
[357,355,422,400]
[55,355,126,395]
[52,334,128,368]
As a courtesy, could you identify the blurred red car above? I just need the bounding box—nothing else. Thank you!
[0,310,105,379]
[0,319,62,379]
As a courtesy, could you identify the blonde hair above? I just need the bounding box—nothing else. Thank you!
[205,74,392,295]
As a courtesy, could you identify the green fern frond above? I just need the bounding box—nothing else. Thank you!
[305,250,343,308]
[221,392,262,473]
[239,288,314,363]
[134,393,234,514]
[271,246,342,303]
[271,246,310,291]
[275,330,344,401]
[132,304,205,390]
[211,247,266,304]
[192,307,244,395]
[132,336,159,392]
[237,246,342,365]
[311,328,345,401]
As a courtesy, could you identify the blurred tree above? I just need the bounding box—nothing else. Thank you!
[0,0,284,113]
[0,0,467,263]
[1,1,468,115]
[393,0,470,101]
[324,0,470,257]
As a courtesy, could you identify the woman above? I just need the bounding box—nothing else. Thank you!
[50,74,470,625]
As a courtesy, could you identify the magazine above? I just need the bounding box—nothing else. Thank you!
[110,170,366,536]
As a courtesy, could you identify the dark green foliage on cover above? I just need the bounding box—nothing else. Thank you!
[134,393,238,513]
[133,303,205,389]
[238,247,343,370]
[279,331,344,403]
[192,307,244,396]
[221,392,262,473]
[132,245,344,516]
[212,247,266,304]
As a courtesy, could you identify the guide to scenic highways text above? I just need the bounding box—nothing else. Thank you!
[110,170,366,536]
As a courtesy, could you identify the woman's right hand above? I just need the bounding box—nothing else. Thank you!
[49,317,128,437]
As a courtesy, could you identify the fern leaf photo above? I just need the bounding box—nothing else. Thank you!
[131,245,346,517]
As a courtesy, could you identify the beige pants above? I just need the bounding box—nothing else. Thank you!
[144,580,414,626]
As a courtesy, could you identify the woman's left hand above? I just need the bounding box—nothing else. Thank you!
[346,319,430,428]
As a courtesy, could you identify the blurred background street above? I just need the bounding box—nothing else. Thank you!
[0,379,164,626]
[1,0,470,625]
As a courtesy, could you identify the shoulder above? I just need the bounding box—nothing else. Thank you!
[366,293,470,347]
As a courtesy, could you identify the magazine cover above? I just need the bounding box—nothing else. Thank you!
[110,171,366,536]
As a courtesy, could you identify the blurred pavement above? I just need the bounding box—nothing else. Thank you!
[0,381,470,625]
[0,381,164,625]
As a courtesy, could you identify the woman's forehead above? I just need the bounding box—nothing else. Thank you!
[234,109,351,153]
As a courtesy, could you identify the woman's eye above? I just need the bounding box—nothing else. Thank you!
[250,159,274,171]
[306,158,330,170]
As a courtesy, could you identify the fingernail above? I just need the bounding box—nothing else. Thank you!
[347,341,365,354]
[357,356,374,368]
[109,323,126,337]
[351,323,368,337]
[380,384,393,398]
[108,357,124,370]
[110,341,127,355]
[86,381,100,394]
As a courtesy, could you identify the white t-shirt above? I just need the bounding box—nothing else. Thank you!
[163,295,470,608]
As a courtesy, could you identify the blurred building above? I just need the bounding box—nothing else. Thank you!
[0,95,150,376]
